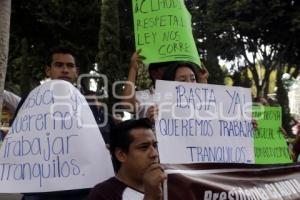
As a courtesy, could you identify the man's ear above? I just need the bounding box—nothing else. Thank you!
[45,66,51,77]
[115,148,127,163]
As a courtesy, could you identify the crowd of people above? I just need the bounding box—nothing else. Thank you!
[0,46,299,200]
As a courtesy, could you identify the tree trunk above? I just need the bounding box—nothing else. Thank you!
[249,65,260,97]
[206,35,225,85]
[0,0,11,116]
[19,38,32,97]
[262,68,272,97]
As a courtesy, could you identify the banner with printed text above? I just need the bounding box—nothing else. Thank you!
[252,106,292,164]
[155,80,254,164]
[164,163,300,200]
[0,80,114,193]
[132,0,201,66]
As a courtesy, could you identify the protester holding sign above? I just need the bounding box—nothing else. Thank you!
[122,50,208,122]
[17,47,85,200]
[146,62,202,122]
[155,79,255,164]
[122,50,170,118]
[162,61,199,83]
[125,0,209,122]
[252,106,292,164]
[89,118,166,200]
[132,0,201,66]
[12,47,79,120]
[253,96,287,134]
[6,47,114,200]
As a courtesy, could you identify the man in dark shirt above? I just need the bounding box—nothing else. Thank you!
[89,118,166,200]
[84,90,116,145]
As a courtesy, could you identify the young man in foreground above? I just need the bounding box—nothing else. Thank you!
[89,118,166,200]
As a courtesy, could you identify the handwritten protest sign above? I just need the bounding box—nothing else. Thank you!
[155,80,254,164]
[0,80,114,193]
[253,106,292,164]
[132,0,201,66]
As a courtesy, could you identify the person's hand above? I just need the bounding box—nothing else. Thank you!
[279,126,288,138]
[146,105,158,124]
[130,49,145,72]
[143,163,167,200]
[198,65,209,83]
[252,119,258,130]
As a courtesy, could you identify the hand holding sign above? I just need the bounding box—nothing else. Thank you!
[0,80,114,193]
[155,80,254,164]
[132,0,201,66]
[130,49,146,72]
[252,106,292,164]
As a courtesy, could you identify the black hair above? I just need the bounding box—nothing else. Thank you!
[148,61,175,83]
[293,135,300,156]
[162,62,199,82]
[109,118,152,172]
[46,47,77,67]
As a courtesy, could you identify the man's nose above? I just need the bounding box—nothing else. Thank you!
[62,65,69,72]
[149,145,158,158]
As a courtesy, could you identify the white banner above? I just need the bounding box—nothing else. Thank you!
[155,80,254,164]
[0,80,114,193]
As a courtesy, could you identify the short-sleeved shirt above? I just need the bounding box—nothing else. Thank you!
[88,177,144,200]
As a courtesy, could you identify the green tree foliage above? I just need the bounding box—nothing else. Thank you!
[186,0,226,85]
[7,0,100,95]
[119,0,135,69]
[97,0,122,105]
[282,1,300,78]
[232,69,252,88]
[192,0,299,96]
[6,0,300,109]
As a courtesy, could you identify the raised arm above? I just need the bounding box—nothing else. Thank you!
[121,50,144,112]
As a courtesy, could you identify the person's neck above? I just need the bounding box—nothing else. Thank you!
[116,168,144,192]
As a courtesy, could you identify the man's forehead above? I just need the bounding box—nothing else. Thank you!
[130,128,155,141]
[52,53,75,62]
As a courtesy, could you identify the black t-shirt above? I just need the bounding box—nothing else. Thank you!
[88,177,144,200]
[88,104,115,144]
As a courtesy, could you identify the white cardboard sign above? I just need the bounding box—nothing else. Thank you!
[155,80,254,164]
[0,80,114,193]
